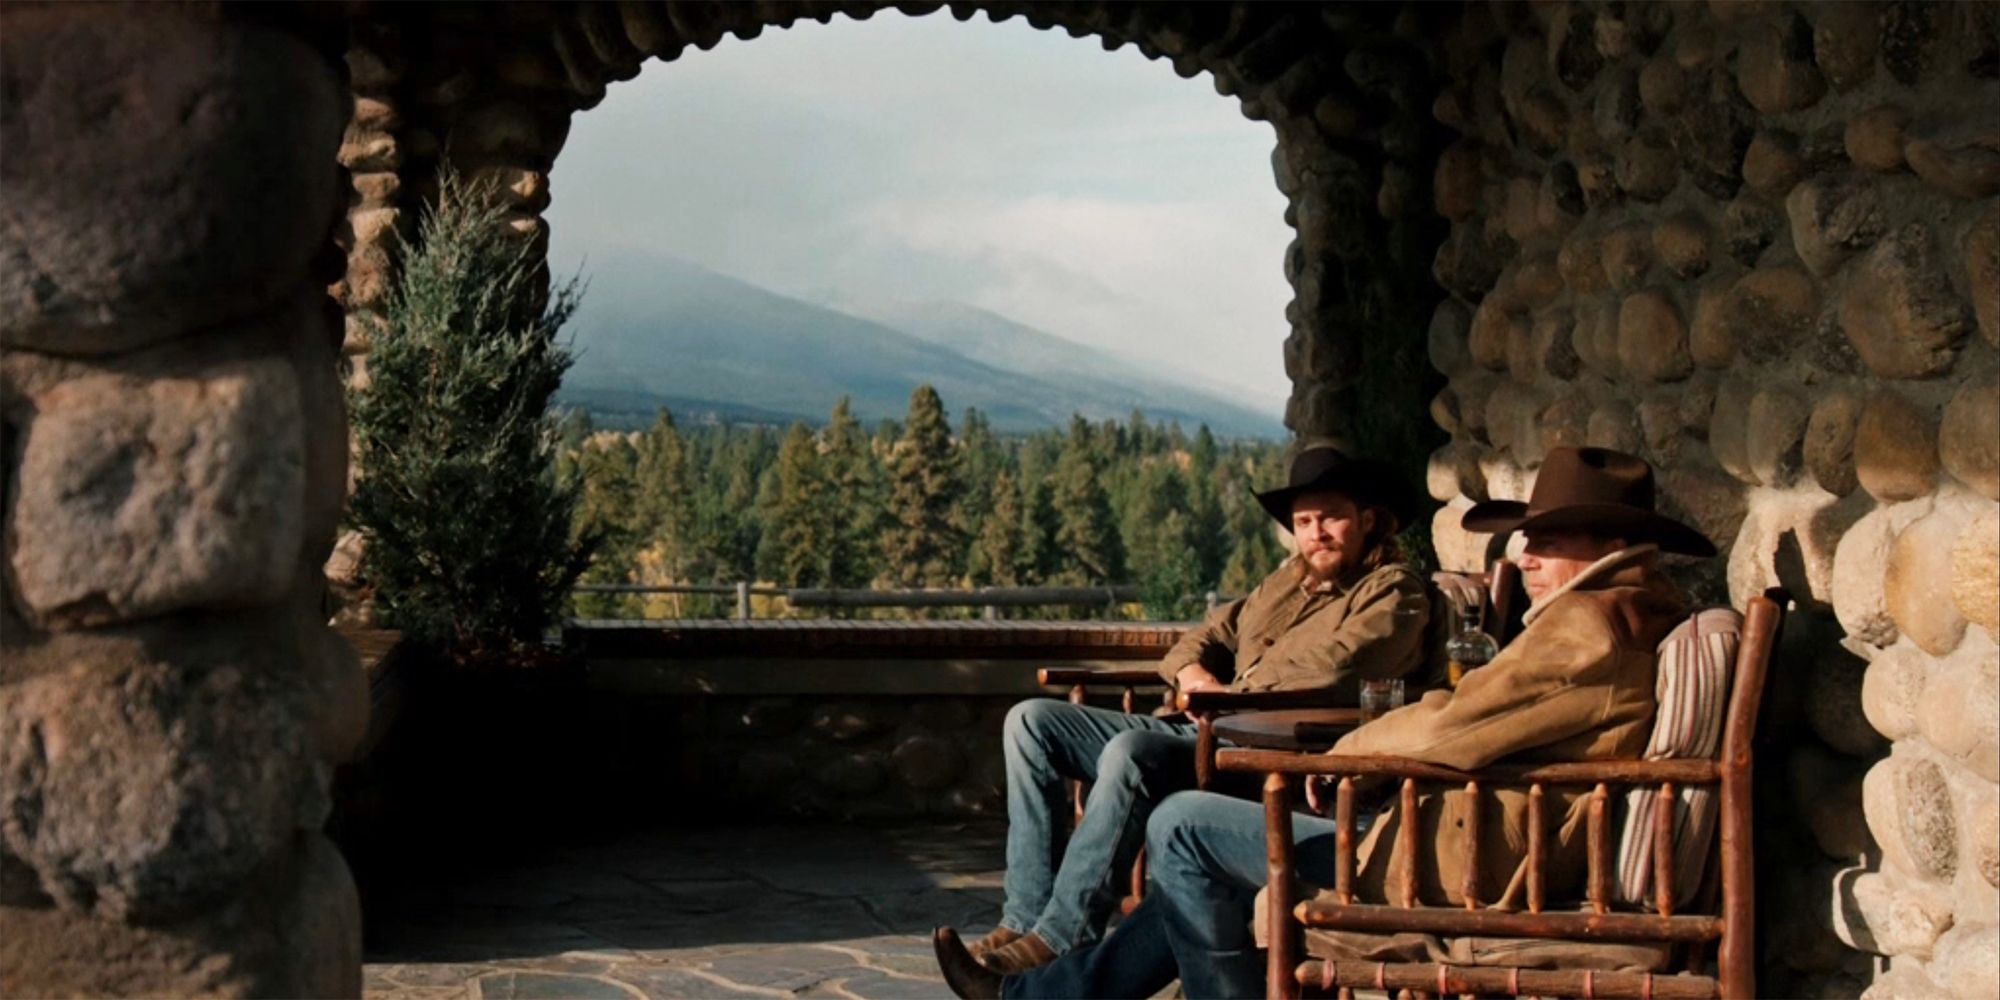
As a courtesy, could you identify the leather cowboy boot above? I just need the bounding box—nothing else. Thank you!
[932,927,1002,1000]
[965,925,1022,960]
[977,932,1057,976]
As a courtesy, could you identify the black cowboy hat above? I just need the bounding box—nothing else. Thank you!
[1255,446,1424,534]
[1461,446,1716,557]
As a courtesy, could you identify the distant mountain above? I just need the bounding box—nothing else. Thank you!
[556,253,1285,438]
[840,298,1282,431]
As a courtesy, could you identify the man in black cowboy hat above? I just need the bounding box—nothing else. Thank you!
[934,446,1715,1000]
[939,446,1434,978]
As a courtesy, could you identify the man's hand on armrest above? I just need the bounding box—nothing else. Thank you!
[1174,663,1224,692]
[1174,664,1224,720]
[1304,774,1331,815]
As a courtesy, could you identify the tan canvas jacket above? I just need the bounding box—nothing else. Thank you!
[1327,545,1686,910]
[1157,557,1430,700]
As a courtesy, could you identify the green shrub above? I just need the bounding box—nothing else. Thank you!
[348,167,595,660]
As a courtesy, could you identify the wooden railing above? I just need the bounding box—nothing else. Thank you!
[569,618,1185,660]
[571,582,1234,620]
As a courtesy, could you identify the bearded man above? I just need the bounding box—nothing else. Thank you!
[944,446,1432,977]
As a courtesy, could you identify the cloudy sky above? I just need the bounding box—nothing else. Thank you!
[545,10,1295,411]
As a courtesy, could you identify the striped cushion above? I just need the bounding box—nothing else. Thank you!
[1614,608,1741,909]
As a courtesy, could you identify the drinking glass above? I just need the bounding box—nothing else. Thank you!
[1359,678,1405,724]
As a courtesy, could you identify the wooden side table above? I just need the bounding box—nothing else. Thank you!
[1211,708,1361,753]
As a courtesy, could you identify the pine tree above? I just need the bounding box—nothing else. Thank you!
[1019,472,1061,585]
[1124,462,1204,620]
[698,437,763,586]
[573,433,637,548]
[822,397,883,588]
[347,165,595,657]
[1126,409,1151,457]
[1191,425,1219,480]
[882,385,965,587]
[1186,424,1227,587]
[969,470,1025,587]
[756,422,835,587]
[570,433,641,619]
[633,408,696,581]
[1048,415,1124,584]
[957,409,1007,508]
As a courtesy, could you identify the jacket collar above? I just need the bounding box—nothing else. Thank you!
[1278,555,1330,595]
[1521,544,1661,626]
[1285,555,1386,597]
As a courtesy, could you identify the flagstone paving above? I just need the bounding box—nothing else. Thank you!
[364,822,1009,1000]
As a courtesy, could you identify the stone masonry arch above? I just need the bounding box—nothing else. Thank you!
[334,1,1450,452]
[4,2,1997,997]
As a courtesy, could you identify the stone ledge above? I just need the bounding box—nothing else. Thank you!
[569,619,1187,660]
[588,656,1164,697]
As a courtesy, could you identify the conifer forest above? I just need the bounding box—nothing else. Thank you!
[559,387,1306,622]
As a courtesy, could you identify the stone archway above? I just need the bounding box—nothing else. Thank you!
[334,1,1449,452]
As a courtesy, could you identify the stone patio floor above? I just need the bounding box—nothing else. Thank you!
[363,820,1010,1000]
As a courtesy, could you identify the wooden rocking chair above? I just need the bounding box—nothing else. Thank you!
[1219,587,1788,1000]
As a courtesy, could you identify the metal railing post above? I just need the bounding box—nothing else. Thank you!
[736,581,751,621]
[1206,590,1220,613]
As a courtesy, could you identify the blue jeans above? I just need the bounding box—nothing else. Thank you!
[1003,895,1179,1000]
[1147,790,1344,1000]
[1001,698,1198,951]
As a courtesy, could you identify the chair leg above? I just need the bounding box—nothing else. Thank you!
[1265,773,1300,1000]
[1718,771,1755,998]
[1197,716,1217,790]
[1130,847,1146,905]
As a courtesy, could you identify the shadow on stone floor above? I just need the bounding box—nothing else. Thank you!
[361,820,1007,999]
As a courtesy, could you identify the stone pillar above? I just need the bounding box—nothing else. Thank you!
[1263,6,1446,458]
[326,20,410,616]
[1,5,363,996]
[1419,3,1999,996]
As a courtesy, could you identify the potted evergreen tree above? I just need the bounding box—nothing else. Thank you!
[346,166,598,846]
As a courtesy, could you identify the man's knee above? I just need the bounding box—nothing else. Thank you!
[1145,791,1203,861]
[1004,697,1065,748]
[1098,729,1174,782]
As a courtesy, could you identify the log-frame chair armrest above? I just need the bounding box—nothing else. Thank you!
[1177,687,1355,714]
[1036,667,1166,688]
[1215,748,1720,786]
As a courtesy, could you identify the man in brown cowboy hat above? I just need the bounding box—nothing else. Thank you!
[938,446,1434,978]
[934,446,1712,1000]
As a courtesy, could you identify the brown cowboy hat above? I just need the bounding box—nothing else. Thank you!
[1461,446,1715,557]
[1255,446,1424,534]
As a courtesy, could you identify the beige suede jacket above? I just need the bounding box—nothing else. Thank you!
[1157,557,1431,701]
[1327,544,1688,909]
